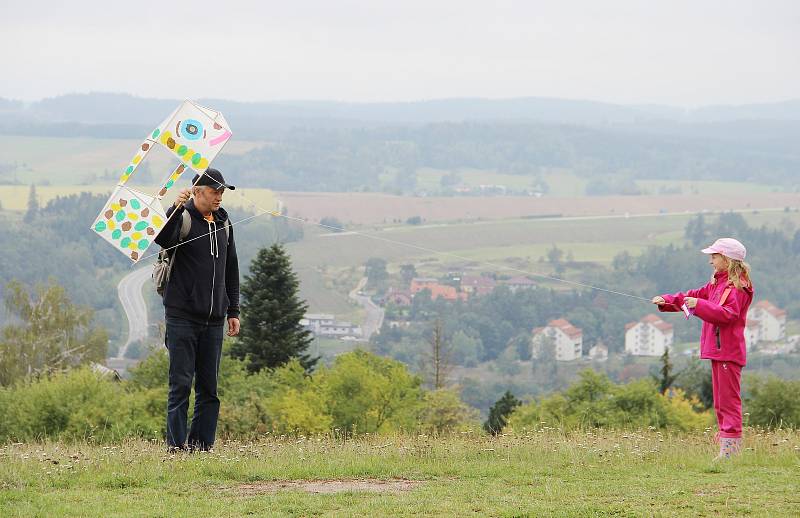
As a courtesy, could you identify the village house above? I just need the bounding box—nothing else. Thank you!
[624,314,674,357]
[409,278,468,301]
[460,275,497,297]
[531,318,583,361]
[383,287,413,306]
[747,300,786,341]
[503,276,537,292]
[300,314,363,339]
[745,319,760,351]
[588,342,609,362]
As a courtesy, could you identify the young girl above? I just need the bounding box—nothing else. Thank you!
[652,238,753,460]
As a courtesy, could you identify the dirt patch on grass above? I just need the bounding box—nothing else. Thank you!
[236,478,422,495]
[694,485,737,497]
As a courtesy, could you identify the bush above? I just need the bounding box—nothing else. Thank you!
[505,370,711,433]
[418,389,480,434]
[746,376,800,429]
[0,368,161,442]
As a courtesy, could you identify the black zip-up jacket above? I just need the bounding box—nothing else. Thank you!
[155,199,240,324]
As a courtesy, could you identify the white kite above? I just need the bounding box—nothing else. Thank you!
[90,101,233,262]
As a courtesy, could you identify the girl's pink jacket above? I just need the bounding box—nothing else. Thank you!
[659,271,753,366]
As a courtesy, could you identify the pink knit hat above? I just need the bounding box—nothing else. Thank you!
[701,238,746,261]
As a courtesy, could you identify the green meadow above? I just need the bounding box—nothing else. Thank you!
[1,430,798,517]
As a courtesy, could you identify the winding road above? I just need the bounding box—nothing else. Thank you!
[349,277,385,340]
[115,265,153,359]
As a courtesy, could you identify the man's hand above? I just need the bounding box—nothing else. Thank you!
[174,188,191,208]
[651,296,665,305]
[684,297,698,309]
[227,317,240,337]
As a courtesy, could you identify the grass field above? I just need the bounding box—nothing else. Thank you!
[1,431,798,517]
[0,135,265,186]
[414,168,784,198]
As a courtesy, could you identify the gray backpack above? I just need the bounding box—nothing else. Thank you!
[152,211,229,295]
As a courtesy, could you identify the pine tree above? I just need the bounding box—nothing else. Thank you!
[483,390,521,435]
[657,347,677,394]
[23,184,38,223]
[230,244,317,373]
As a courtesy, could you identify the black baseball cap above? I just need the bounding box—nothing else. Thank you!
[192,168,236,190]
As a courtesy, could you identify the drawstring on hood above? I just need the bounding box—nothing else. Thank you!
[208,220,220,258]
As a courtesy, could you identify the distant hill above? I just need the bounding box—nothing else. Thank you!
[1,93,799,139]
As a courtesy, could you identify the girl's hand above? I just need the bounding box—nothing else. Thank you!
[685,297,698,308]
[651,296,665,305]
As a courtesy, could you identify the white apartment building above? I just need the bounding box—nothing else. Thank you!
[624,314,674,357]
[748,300,786,341]
[532,319,583,361]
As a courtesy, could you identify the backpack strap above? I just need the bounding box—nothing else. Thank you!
[719,284,733,306]
[179,210,192,241]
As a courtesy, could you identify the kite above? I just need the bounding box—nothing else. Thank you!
[90,101,233,262]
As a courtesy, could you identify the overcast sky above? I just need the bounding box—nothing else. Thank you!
[1,0,797,107]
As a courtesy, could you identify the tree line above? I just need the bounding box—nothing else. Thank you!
[215,123,800,192]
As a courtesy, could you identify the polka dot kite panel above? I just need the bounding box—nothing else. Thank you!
[92,100,233,263]
[91,185,167,263]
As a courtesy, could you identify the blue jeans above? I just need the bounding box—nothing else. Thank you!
[165,316,224,450]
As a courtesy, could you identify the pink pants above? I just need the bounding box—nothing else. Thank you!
[711,360,743,439]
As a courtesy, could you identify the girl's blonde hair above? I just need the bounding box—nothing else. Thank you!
[725,258,752,289]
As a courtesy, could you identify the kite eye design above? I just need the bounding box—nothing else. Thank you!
[177,119,205,141]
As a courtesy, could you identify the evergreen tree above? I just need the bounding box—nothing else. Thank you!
[483,390,521,435]
[23,184,38,223]
[657,348,677,394]
[230,244,317,373]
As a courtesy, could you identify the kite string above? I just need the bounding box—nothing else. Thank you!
[138,188,652,303]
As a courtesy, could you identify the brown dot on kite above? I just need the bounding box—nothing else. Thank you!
[166,138,176,149]
[105,210,114,219]
[121,221,132,231]
[214,122,222,130]
[141,208,149,217]
[141,143,150,151]
[177,164,185,173]
[159,188,167,196]
[146,227,155,235]
[119,199,128,207]
[130,251,139,261]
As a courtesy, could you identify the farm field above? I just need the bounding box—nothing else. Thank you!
[414,168,783,198]
[277,191,800,225]
[0,185,280,213]
[285,209,800,313]
[0,135,265,185]
[2,431,798,517]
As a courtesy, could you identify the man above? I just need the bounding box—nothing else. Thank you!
[155,167,240,451]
